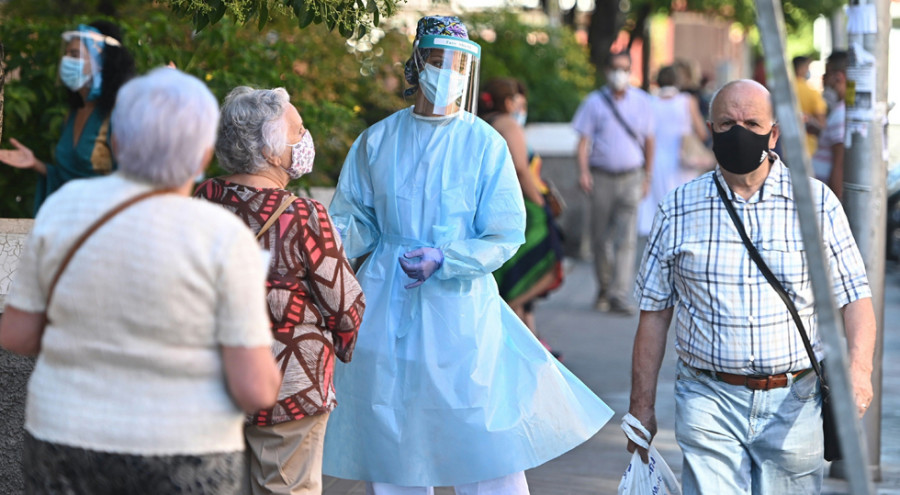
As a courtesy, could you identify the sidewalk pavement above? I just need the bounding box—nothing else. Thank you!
[324,259,900,494]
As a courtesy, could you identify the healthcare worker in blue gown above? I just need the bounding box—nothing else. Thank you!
[324,16,613,495]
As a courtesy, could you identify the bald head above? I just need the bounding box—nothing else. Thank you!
[708,80,773,122]
[708,79,776,132]
[707,79,780,153]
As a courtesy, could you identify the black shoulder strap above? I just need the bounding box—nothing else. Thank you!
[713,174,824,381]
[598,89,644,151]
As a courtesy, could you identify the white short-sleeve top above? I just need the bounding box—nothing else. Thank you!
[6,173,272,455]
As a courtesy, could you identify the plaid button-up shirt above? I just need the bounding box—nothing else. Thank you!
[635,158,870,375]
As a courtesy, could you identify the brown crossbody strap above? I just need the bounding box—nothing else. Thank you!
[46,188,175,309]
[255,194,298,240]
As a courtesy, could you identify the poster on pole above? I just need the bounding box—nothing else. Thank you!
[844,2,878,136]
[846,42,876,124]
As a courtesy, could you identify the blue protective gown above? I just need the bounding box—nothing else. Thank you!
[323,107,613,486]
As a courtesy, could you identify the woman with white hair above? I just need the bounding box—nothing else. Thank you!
[0,68,281,494]
[195,86,365,495]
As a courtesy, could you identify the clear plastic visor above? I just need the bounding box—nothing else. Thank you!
[412,36,481,120]
[59,28,118,92]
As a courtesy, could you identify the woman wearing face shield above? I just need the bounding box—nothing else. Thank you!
[194,87,366,495]
[324,16,612,494]
[0,21,135,214]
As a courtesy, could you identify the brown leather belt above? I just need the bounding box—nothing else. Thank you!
[699,368,813,390]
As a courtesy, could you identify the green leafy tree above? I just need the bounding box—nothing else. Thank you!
[0,20,71,217]
[0,2,596,218]
[5,0,403,36]
[165,0,402,38]
[0,3,409,217]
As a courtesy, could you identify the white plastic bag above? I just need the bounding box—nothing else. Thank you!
[617,414,682,495]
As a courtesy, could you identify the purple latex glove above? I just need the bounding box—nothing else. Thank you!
[398,247,444,289]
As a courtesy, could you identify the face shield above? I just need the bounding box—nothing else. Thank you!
[59,25,120,100]
[412,35,481,121]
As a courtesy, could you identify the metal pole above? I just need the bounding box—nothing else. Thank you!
[831,9,849,51]
[832,0,891,481]
[754,0,875,494]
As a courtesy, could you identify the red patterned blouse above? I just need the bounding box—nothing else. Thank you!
[195,178,365,425]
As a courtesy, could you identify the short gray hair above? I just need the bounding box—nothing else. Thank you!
[216,86,291,175]
[112,68,219,188]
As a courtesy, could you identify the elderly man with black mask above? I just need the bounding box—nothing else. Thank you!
[626,79,876,494]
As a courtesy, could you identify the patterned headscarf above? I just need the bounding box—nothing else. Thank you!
[403,16,469,97]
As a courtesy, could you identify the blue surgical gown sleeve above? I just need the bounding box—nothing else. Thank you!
[330,133,380,259]
[435,138,525,281]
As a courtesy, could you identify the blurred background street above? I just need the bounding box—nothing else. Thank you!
[0,0,897,493]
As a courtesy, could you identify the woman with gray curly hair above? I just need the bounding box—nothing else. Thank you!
[195,86,365,495]
[0,68,281,494]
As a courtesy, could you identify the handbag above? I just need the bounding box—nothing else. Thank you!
[713,174,841,461]
[544,181,566,218]
[679,133,716,172]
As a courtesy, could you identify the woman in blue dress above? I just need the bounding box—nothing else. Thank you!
[323,16,613,494]
[0,21,134,214]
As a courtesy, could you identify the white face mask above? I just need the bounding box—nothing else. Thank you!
[607,69,630,91]
[286,131,315,180]
[511,111,527,128]
[419,63,467,107]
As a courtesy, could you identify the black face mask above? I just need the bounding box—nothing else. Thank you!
[711,124,772,175]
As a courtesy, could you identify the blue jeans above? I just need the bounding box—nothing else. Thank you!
[674,360,824,495]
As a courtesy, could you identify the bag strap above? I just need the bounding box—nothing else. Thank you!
[712,174,825,382]
[46,188,175,309]
[598,89,644,152]
[256,194,298,240]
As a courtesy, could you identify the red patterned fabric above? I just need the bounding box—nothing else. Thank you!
[196,178,365,425]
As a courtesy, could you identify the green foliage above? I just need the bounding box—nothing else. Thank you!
[120,11,408,186]
[165,0,402,39]
[782,20,818,60]
[0,20,71,217]
[0,4,410,217]
[0,2,596,217]
[465,11,595,123]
